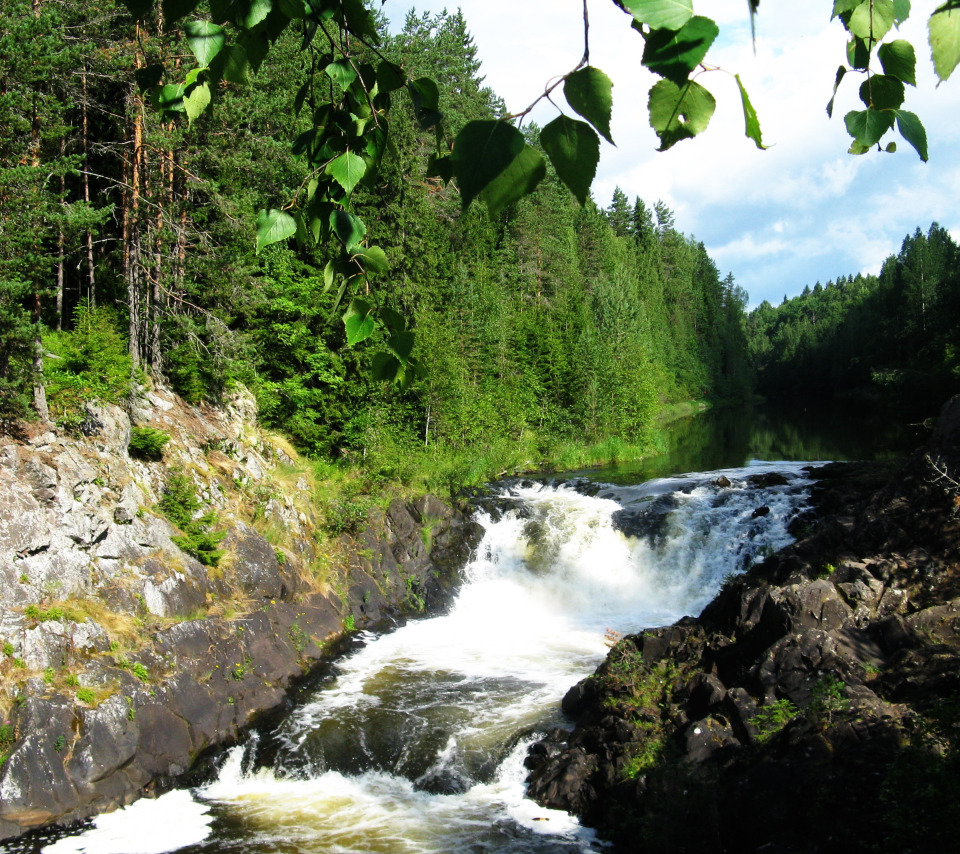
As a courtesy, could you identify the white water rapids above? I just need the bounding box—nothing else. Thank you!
[39,463,813,854]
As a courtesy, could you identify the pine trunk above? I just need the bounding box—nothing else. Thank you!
[81,68,96,305]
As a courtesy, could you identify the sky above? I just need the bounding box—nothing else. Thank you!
[382,1,960,307]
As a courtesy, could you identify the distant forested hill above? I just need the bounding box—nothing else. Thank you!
[0,2,750,476]
[746,224,960,415]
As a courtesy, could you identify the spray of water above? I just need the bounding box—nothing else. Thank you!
[39,464,810,854]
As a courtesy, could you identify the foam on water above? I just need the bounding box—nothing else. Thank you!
[38,464,811,854]
[41,790,213,854]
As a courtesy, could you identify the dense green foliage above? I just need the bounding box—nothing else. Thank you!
[747,223,960,413]
[128,426,171,461]
[158,470,225,566]
[0,1,752,479]
[108,0,959,381]
[2,2,955,479]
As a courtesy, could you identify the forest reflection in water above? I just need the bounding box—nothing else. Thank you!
[578,397,927,486]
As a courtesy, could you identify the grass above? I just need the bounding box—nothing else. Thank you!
[622,723,667,779]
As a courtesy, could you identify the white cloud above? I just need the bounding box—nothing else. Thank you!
[387,1,960,306]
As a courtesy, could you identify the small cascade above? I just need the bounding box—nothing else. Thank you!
[38,463,812,854]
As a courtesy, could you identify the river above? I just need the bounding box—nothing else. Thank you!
[20,403,915,854]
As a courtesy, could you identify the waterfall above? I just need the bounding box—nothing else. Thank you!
[40,463,811,854]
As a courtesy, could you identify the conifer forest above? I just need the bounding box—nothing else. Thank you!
[1,1,958,485]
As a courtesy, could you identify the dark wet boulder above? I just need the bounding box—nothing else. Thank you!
[526,398,960,852]
[611,494,679,542]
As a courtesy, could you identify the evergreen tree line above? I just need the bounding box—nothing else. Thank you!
[746,223,960,414]
[0,1,751,474]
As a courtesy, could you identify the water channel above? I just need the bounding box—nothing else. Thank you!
[23,403,920,854]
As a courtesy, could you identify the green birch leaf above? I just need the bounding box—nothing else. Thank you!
[292,210,309,249]
[407,77,442,129]
[479,145,546,216]
[449,120,525,209]
[323,260,335,293]
[878,39,917,84]
[291,128,315,157]
[183,81,211,125]
[386,330,414,362]
[427,154,454,184]
[343,298,374,346]
[642,16,718,85]
[540,116,599,205]
[276,0,306,17]
[858,74,905,109]
[376,61,406,93]
[409,76,440,110]
[735,74,768,149]
[929,7,960,82]
[325,59,357,88]
[255,208,296,253]
[844,107,895,146]
[183,21,225,69]
[294,80,310,115]
[307,199,332,242]
[564,67,615,144]
[622,0,694,31]
[648,79,716,151]
[329,208,366,252]
[135,64,164,93]
[327,150,367,194]
[372,351,401,383]
[832,0,861,19]
[163,0,201,19]
[237,29,270,73]
[119,0,154,19]
[893,109,928,160]
[847,36,872,68]
[353,246,389,274]
[341,0,378,41]
[213,44,250,84]
[827,65,847,117]
[155,83,186,116]
[380,307,406,333]
[848,0,895,41]
[892,0,911,25]
[241,0,272,28]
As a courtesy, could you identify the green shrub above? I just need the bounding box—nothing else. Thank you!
[44,302,132,421]
[23,604,67,623]
[159,470,225,566]
[128,426,170,461]
[808,675,847,726]
[0,723,14,766]
[750,698,799,744]
[131,662,149,681]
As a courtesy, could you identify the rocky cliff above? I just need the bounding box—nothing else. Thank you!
[0,387,482,841]
[526,397,960,852]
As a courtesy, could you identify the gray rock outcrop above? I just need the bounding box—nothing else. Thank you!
[0,386,482,841]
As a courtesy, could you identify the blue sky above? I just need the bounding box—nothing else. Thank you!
[383,1,960,307]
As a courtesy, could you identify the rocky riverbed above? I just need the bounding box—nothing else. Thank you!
[525,396,960,852]
[0,387,482,842]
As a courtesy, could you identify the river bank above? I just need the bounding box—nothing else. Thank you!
[526,396,960,852]
[0,388,483,842]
